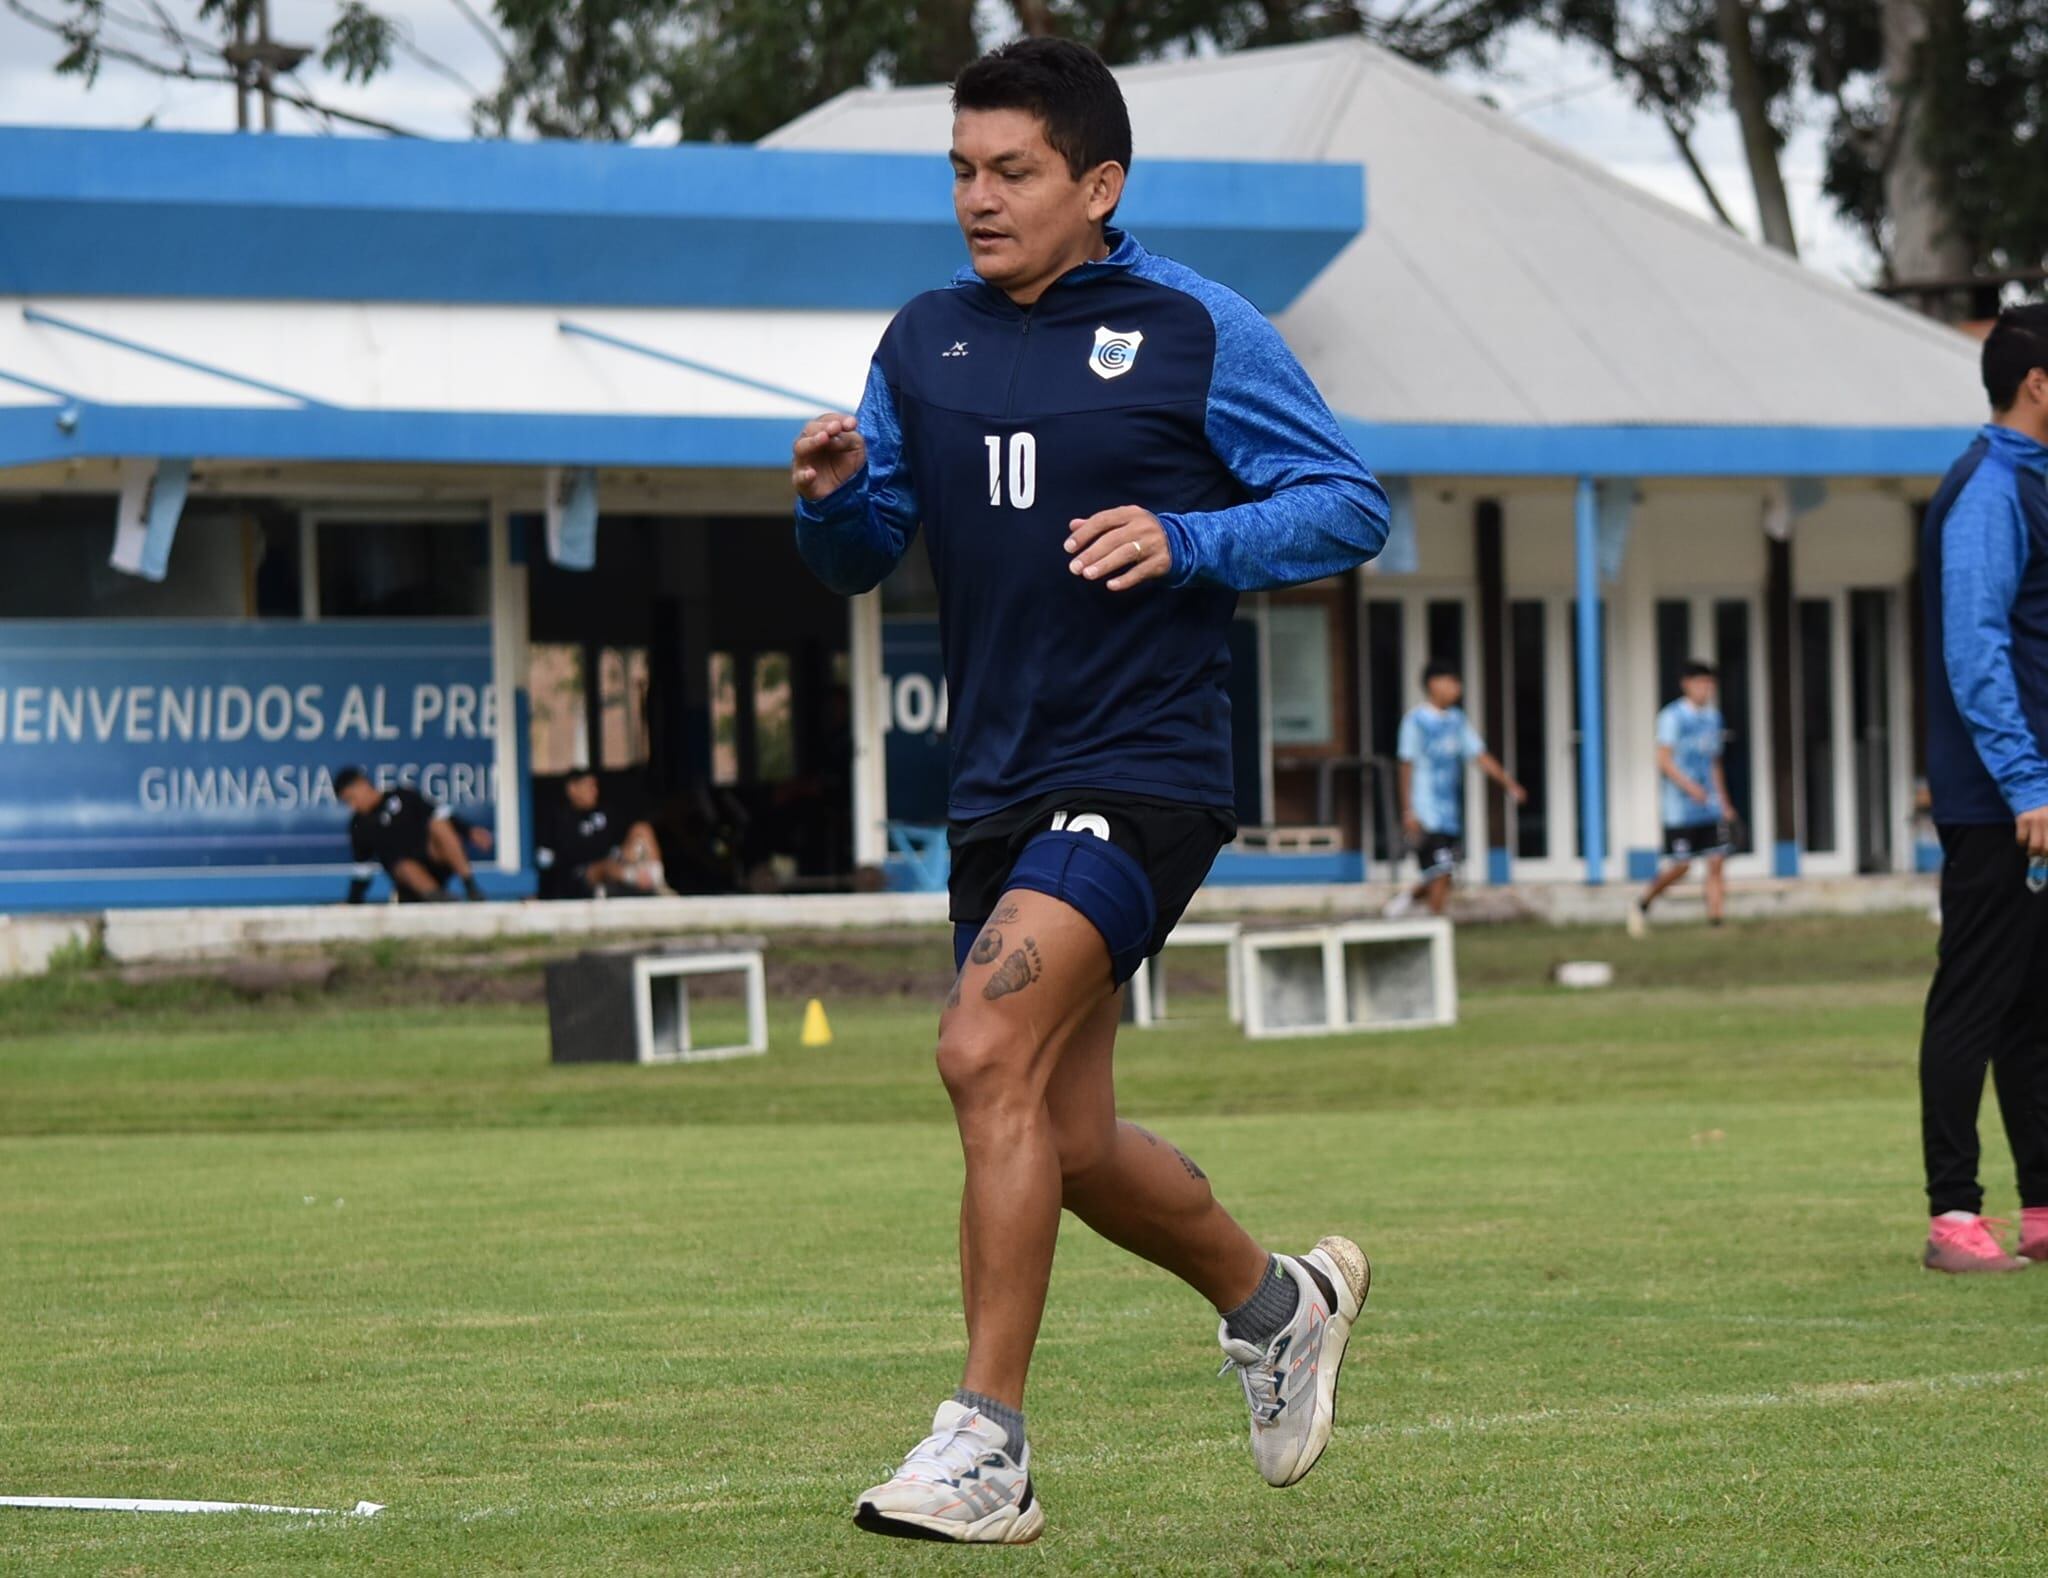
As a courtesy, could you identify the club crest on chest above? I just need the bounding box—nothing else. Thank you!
[1088,325,1145,381]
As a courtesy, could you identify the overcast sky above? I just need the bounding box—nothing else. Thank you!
[0,0,1876,283]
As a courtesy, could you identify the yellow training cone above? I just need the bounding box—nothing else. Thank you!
[801,998,833,1047]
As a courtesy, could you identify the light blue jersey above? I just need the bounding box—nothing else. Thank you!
[1398,704,1485,835]
[1656,698,1725,826]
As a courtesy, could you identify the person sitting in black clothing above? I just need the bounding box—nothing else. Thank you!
[535,768,669,900]
[335,766,493,903]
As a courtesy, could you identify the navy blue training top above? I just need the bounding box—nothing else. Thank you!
[1922,424,2048,826]
[794,229,1388,820]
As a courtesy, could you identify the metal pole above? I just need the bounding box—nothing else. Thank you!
[232,3,249,130]
[257,0,276,132]
[1575,475,1606,885]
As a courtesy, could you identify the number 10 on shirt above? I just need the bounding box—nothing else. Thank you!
[985,432,1037,509]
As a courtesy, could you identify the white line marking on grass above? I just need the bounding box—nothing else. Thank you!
[0,1497,384,1517]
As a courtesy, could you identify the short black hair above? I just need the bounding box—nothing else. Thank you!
[333,766,368,793]
[952,38,1131,215]
[1681,660,1717,682]
[565,766,597,783]
[1983,303,2048,410]
[1422,659,1461,687]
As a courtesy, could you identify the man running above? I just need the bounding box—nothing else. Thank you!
[1628,660,1735,936]
[1384,661,1525,918]
[1916,303,2048,1274]
[792,38,1388,1544]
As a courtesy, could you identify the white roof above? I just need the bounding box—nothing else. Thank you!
[0,298,880,419]
[766,37,1982,430]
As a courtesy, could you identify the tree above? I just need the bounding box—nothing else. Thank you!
[474,1,1541,143]
[3,0,474,135]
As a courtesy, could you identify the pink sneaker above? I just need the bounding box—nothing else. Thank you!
[1924,1215,2028,1274]
[2017,1208,2048,1263]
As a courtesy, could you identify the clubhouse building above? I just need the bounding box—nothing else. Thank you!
[0,38,1982,911]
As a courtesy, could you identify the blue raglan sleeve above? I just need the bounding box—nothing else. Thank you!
[1396,711,1422,763]
[1155,287,1389,591]
[793,357,921,596]
[1942,475,2048,815]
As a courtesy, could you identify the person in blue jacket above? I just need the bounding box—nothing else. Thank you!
[792,38,1387,1543]
[1917,302,2048,1275]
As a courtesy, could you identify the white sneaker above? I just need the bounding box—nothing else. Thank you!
[853,1400,1043,1544]
[1382,889,1417,919]
[1218,1236,1371,1488]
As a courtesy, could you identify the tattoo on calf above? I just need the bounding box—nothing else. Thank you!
[969,928,1004,966]
[982,937,1043,1000]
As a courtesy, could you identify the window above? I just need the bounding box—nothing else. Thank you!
[1426,600,1464,671]
[598,646,651,770]
[527,644,588,775]
[0,502,250,619]
[1655,600,1691,705]
[753,651,795,781]
[709,652,739,785]
[315,519,487,618]
[1510,600,1548,859]
[1267,604,1333,746]
[1714,600,1755,850]
[1799,599,1837,854]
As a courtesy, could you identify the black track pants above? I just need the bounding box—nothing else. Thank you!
[1920,823,2048,1216]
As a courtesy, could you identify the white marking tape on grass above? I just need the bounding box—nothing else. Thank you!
[0,1496,383,1517]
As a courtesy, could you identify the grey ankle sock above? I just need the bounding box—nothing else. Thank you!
[1223,1254,1301,1347]
[953,1389,1025,1458]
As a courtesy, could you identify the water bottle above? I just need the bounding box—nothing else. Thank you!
[2030,855,2048,895]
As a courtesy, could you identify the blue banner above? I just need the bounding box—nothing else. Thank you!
[882,618,948,825]
[0,621,496,875]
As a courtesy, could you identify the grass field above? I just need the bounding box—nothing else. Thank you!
[4,913,2044,1574]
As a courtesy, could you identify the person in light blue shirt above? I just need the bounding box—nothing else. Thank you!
[1630,660,1736,934]
[1385,661,1525,916]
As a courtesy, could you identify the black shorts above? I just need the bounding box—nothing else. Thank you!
[1663,821,1733,860]
[1414,830,1463,878]
[949,790,1236,970]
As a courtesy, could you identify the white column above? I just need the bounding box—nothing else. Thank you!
[488,496,529,875]
[849,590,888,869]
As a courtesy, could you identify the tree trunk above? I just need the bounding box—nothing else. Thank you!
[1881,0,1971,298]
[1714,0,1798,256]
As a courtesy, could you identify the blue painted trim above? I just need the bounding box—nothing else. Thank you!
[1774,839,1800,877]
[1574,476,1607,886]
[1915,839,1943,875]
[1345,421,1976,479]
[0,402,799,469]
[0,869,535,912]
[0,128,1362,315]
[1626,848,1659,882]
[1487,845,1511,885]
[559,320,841,412]
[1206,848,1364,885]
[22,306,329,408]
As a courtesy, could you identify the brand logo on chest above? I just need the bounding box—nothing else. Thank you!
[1088,325,1144,381]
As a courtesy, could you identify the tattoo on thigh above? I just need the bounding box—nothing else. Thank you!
[982,937,1043,1000]
[991,901,1021,925]
[969,927,1004,966]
